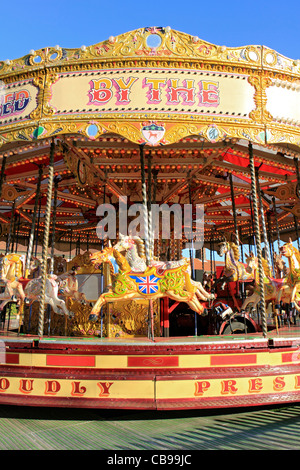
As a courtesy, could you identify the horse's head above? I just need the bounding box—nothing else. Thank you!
[217,240,229,256]
[245,252,257,273]
[29,257,41,274]
[280,239,294,257]
[114,234,138,252]
[89,247,114,268]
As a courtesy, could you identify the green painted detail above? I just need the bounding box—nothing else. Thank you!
[33,126,45,139]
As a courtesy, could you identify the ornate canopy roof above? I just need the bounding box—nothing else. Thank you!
[0,27,300,254]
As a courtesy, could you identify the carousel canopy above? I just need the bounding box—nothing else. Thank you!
[1,27,300,254]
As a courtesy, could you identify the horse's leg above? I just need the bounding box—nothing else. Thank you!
[241,292,258,311]
[89,293,109,321]
[16,283,26,301]
[191,280,215,300]
[0,300,8,311]
[165,291,205,315]
[186,296,205,314]
[5,281,16,301]
[89,292,138,321]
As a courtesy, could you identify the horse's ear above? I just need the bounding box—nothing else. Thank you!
[108,240,112,247]
[289,237,293,243]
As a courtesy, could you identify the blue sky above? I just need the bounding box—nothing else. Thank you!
[1,0,300,61]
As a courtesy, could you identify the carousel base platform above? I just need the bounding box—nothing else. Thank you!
[0,328,300,411]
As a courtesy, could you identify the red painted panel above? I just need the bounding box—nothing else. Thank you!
[282,351,300,363]
[6,354,19,365]
[210,354,257,366]
[46,355,95,367]
[128,356,179,367]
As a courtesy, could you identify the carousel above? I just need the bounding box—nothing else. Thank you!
[1,27,300,409]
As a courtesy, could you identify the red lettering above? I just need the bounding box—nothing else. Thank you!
[89,79,113,104]
[97,381,113,396]
[295,375,300,389]
[199,81,219,106]
[0,378,9,392]
[167,79,195,104]
[113,77,138,103]
[273,376,285,391]
[71,381,87,396]
[194,381,211,396]
[144,78,166,102]
[45,380,61,395]
[221,379,238,395]
[248,378,263,393]
[19,379,34,394]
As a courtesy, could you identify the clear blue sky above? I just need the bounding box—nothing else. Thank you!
[1,0,300,61]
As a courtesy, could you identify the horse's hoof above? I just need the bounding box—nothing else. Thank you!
[89,314,98,322]
[24,297,30,304]
[11,296,17,302]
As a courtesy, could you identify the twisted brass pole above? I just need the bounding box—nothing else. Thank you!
[25,166,43,277]
[139,145,150,266]
[229,173,239,247]
[249,142,268,338]
[272,196,281,252]
[50,179,59,275]
[256,168,272,274]
[0,156,6,199]
[139,144,153,340]
[38,141,55,337]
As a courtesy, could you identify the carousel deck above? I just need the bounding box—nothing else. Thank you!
[0,327,299,410]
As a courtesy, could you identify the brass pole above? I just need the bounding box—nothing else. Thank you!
[249,142,268,338]
[255,168,272,274]
[25,166,43,278]
[139,144,153,340]
[229,173,239,247]
[37,141,55,337]
[50,179,59,274]
[0,156,7,200]
[139,144,150,266]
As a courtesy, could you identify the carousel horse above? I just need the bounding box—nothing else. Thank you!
[88,246,209,321]
[216,238,254,289]
[240,252,292,312]
[24,262,88,314]
[279,240,300,312]
[0,254,71,316]
[56,267,87,304]
[273,252,288,279]
[113,234,215,302]
[0,254,28,307]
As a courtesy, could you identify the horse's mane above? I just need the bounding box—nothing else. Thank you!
[261,257,272,277]
[113,249,131,272]
[290,243,300,262]
[132,236,146,259]
[229,242,240,261]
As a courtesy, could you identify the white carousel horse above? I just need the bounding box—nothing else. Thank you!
[0,254,80,316]
[113,234,215,302]
[23,275,70,316]
[24,262,89,315]
[56,268,87,304]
